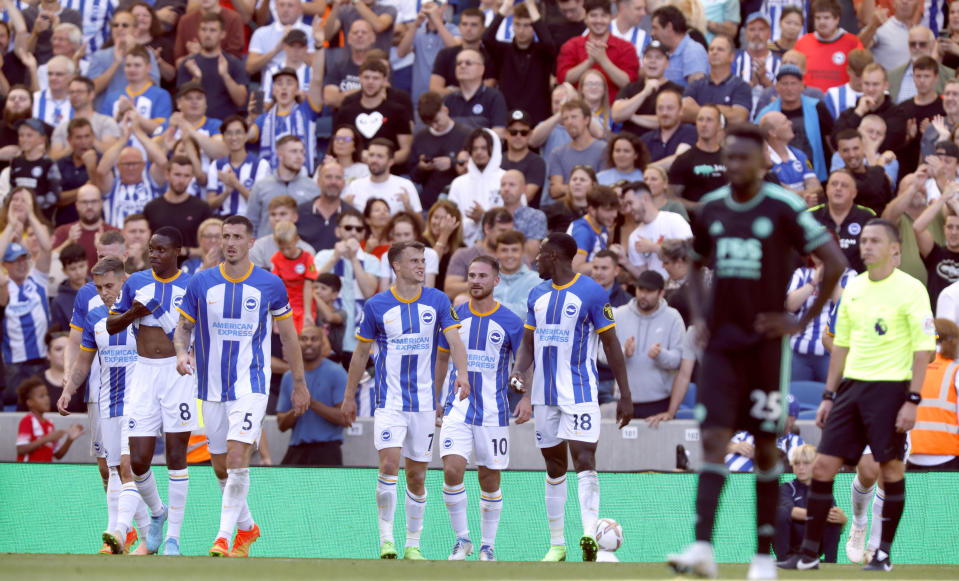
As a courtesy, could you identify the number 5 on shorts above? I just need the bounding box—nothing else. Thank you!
[242,412,253,431]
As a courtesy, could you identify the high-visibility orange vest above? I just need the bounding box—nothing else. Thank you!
[912,354,959,456]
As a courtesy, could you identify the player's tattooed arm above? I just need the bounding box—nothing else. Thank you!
[174,315,195,375]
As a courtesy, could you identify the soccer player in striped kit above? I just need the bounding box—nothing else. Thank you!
[435,256,525,562]
[509,232,633,562]
[340,240,471,560]
[174,215,309,557]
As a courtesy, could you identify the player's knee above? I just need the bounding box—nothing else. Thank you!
[879,461,904,483]
[571,450,595,472]
[812,455,840,481]
[131,461,151,477]
[443,465,464,486]
[858,458,880,485]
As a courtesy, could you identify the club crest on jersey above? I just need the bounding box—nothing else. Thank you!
[564,304,578,317]
[443,438,453,449]
[875,318,888,336]
[489,331,503,344]
[603,303,614,320]
[294,263,306,274]
[173,295,183,309]
[450,305,460,321]
[244,297,259,312]
[831,51,846,65]
[422,311,435,325]
[381,430,392,441]
[128,418,137,430]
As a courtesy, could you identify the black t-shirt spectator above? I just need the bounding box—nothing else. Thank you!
[296,200,356,252]
[143,195,214,248]
[340,87,414,123]
[483,13,555,125]
[409,122,472,208]
[669,146,727,203]
[333,98,412,152]
[444,86,508,130]
[614,78,685,138]
[923,243,959,309]
[1,51,27,89]
[324,53,361,98]
[176,54,250,120]
[501,151,547,206]
[896,97,946,176]
[23,7,83,65]
[849,166,894,216]
[546,20,586,54]
[11,155,62,222]
[432,44,497,88]
[55,154,97,227]
[782,101,833,173]
[810,202,875,272]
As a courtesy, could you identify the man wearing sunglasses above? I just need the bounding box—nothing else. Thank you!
[501,109,546,208]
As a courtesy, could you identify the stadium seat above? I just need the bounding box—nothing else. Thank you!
[680,383,697,410]
[797,409,818,420]
[790,381,826,411]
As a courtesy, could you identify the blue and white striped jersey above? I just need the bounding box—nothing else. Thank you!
[103,176,161,228]
[526,274,615,407]
[62,0,115,56]
[2,269,50,364]
[787,266,856,356]
[567,215,608,262]
[103,83,173,120]
[725,430,806,471]
[762,0,805,42]
[609,21,650,64]
[153,116,222,177]
[357,287,461,412]
[440,302,524,427]
[70,282,104,403]
[261,62,313,105]
[81,304,136,418]
[206,154,271,217]
[824,83,861,120]
[32,90,73,127]
[112,269,191,341]
[177,263,292,402]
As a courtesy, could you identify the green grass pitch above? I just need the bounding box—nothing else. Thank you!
[5,554,959,581]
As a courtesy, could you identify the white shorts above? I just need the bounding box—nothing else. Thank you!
[534,403,601,448]
[88,402,105,458]
[440,420,510,469]
[373,409,437,462]
[124,356,199,439]
[100,415,127,467]
[203,393,268,455]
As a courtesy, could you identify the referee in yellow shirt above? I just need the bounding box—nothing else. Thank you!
[789,219,936,572]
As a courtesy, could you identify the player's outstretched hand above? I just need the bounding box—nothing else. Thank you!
[175,353,194,376]
[57,392,71,416]
[454,377,470,400]
[513,396,532,424]
[508,372,527,393]
[815,400,833,429]
[616,397,633,429]
[340,399,357,427]
[895,401,917,433]
[754,312,800,338]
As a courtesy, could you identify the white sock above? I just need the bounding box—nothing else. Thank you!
[107,468,121,532]
[376,474,398,544]
[577,470,600,539]
[133,469,165,516]
[443,483,469,540]
[217,468,250,540]
[116,482,141,536]
[480,489,502,548]
[867,488,885,552]
[134,498,150,532]
[166,469,189,541]
[405,488,427,548]
[851,476,875,529]
[218,477,254,531]
[545,475,567,546]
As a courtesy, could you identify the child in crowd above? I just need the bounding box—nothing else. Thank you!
[313,272,346,365]
[271,221,318,333]
[15,377,83,462]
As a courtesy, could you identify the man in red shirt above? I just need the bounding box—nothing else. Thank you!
[794,0,863,92]
[556,0,639,104]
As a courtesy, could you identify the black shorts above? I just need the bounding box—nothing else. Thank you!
[698,339,788,435]
[817,379,908,464]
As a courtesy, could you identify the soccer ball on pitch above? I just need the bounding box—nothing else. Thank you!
[595,517,623,552]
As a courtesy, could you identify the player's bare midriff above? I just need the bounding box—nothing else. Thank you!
[137,325,176,358]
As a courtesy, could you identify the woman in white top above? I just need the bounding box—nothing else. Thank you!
[321,125,370,186]
[378,212,439,291]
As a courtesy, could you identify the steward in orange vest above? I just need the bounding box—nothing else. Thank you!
[908,318,959,471]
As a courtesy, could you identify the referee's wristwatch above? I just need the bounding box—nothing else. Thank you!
[821,390,836,402]
[906,392,922,405]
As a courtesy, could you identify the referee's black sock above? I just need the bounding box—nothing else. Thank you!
[879,478,906,557]
[755,463,782,555]
[694,463,728,543]
[799,478,834,559]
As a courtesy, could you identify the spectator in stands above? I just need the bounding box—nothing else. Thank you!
[775,444,846,563]
[809,169,874,272]
[578,68,614,134]
[834,129,894,216]
[271,221,319,333]
[250,33,325,173]
[324,125,369,187]
[492,228,541,319]
[611,40,682,138]
[297,161,353,251]
[914,183,959,308]
[701,0,738,44]
[622,180,692,280]
[761,110,822,207]
[36,22,83,91]
[143,156,213,254]
[28,330,83,414]
[650,5,707,88]
[180,217,222,275]
[323,19,375,110]
[51,184,118,272]
[174,0,244,64]
[834,64,907,173]
[22,0,82,67]
[824,48,871,121]
[592,249,631,307]
[499,169,547,262]
[669,104,726,211]
[768,5,803,57]
[557,0,638,103]
[251,195,316,269]
[49,77,120,161]
[377,212,438,290]
[430,8,492,96]
[49,244,87,331]
[793,0,862,92]
[500,109,546,206]
[897,56,946,176]
[0,194,52,408]
[395,0,458,103]
[409,93,470,209]
[424,199,465,290]
[546,164,595,232]
[247,0,315,75]
[157,83,227,169]
[277,324,349,466]
[258,30,313,107]
[733,12,780,115]
[10,118,62,222]
[660,237,693,324]
[640,88,696,166]
[548,99,606,202]
[644,165,689,219]
[0,86,32,155]
[756,64,833,183]
[548,0,588,49]
[444,206,513,299]
[176,12,249,120]
[32,56,74,127]
[681,35,750,124]
[881,172,931,286]
[922,141,959,205]
[342,138,421,216]
[598,133,647,186]
[15,377,83,461]
[922,81,959,161]
[246,135,322,237]
[360,198,392,258]
[484,0,554,126]
[86,9,162,114]
[51,120,98,228]
[334,59,413,168]
[889,27,956,106]
[325,0,396,55]
[858,0,916,72]
[448,128,505,246]
[314,208,381,361]
[569,184,618,275]
[849,115,900,185]
[614,269,685,420]
[443,49,508,135]
[313,273,347,364]
[609,0,649,61]
[206,116,271,218]
[122,213,151,272]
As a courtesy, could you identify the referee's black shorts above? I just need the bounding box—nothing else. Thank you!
[817,379,908,464]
